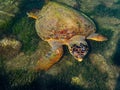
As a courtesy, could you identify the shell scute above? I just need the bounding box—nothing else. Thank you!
[35,2,96,41]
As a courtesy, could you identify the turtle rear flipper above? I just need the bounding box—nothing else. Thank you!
[35,40,63,71]
[87,33,108,41]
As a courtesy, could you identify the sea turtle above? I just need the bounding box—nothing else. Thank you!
[27,1,107,71]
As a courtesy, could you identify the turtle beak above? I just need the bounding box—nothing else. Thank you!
[74,56,83,62]
[77,58,83,62]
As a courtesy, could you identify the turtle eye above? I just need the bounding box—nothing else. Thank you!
[71,43,89,61]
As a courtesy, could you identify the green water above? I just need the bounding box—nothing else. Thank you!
[0,0,120,90]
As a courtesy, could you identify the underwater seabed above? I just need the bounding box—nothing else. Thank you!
[0,0,120,90]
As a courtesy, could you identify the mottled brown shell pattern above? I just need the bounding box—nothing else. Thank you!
[35,2,96,41]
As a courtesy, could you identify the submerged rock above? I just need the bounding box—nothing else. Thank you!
[71,74,88,87]
[89,53,118,90]
[0,38,21,59]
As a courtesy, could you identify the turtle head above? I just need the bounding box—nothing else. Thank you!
[67,35,89,62]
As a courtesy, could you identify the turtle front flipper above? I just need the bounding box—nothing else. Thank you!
[35,40,63,71]
[87,33,108,41]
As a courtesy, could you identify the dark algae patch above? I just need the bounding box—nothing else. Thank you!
[12,17,39,53]
[0,0,120,90]
[115,75,120,90]
[11,0,45,53]
[0,57,11,90]
[92,3,120,19]
[113,38,120,66]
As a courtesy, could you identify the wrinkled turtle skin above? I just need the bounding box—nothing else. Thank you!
[27,1,107,71]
